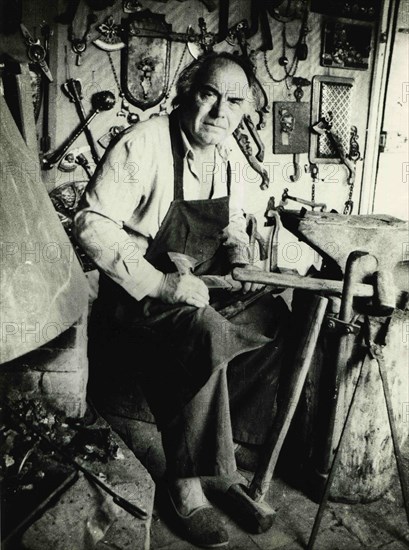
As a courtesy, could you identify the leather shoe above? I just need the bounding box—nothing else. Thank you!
[167,489,229,548]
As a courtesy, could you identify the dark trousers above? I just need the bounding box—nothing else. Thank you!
[88,293,290,479]
[161,339,285,478]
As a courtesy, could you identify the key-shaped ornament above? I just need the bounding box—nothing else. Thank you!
[42,90,115,169]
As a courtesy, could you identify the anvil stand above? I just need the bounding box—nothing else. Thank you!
[232,247,409,545]
[307,252,409,550]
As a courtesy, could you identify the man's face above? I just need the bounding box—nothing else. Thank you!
[180,60,249,150]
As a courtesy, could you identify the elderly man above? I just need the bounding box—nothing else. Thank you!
[74,52,288,548]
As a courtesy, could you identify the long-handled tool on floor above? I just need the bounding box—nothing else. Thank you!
[224,292,329,532]
[212,244,332,531]
[10,416,149,521]
[247,293,329,502]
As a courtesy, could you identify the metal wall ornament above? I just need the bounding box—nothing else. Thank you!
[123,0,143,13]
[310,75,354,164]
[120,10,171,110]
[49,180,96,272]
[93,15,126,51]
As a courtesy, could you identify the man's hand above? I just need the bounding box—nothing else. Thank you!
[240,264,265,294]
[159,272,210,308]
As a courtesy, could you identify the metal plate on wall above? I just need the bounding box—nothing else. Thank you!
[121,10,171,111]
[310,75,354,164]
[273,101,310,154]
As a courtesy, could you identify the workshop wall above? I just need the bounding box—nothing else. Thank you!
[11,0,379,275]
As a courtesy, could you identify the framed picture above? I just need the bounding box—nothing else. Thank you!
[311,0,380,21]
[321,20,372,71]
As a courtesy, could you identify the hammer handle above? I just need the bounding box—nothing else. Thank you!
[233,268,373,298]
[248,294,329,501]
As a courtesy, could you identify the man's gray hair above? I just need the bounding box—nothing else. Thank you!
[172,52,256,109]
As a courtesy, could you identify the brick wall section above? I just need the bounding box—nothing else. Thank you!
[0,310,88,418]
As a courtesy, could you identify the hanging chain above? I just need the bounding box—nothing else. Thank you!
[164,42,189,101]
[263,50,299,83]
[106,51,141,122]
[158,42,189,113]
[263,21,300,83]
[107,51,123,97]
[343,181,354,215]
[343,126,361,214]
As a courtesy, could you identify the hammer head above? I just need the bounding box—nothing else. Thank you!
[168,252,198,275]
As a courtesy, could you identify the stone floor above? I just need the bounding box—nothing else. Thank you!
[102,415,409,550]
[149,470,409,550]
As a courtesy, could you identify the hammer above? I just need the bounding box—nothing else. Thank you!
[167,252,243,291]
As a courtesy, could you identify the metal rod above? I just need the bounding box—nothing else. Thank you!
[376,348,409,526]
[307,354,367,550]
[318,252,377,476]
[15,419,149,521]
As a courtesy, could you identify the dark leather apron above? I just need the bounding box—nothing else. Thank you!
[90,110,271,427]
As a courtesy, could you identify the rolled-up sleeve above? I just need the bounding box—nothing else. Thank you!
[73,129,164,301]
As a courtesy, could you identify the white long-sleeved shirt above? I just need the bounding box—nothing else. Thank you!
[74,113,252,301]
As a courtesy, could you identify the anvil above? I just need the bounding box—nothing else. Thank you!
[279,210,408,293]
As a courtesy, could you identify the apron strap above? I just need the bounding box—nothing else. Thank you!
[169,109,232,200]
[226,160,231,197]
[169,110,185,200]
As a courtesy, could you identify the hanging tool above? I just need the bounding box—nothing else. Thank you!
[39,23,53,154]
[311,117,359,214]
[20,23,53,82]
[244,0,274,50]
[233,125,270,189]
[290,77,311,182]
[304,162,320,206]
[62,78,101,165]
[264,197,281,273]
[243,114,264,162]
[280,188,327,212]
[70,12,98,65]
[227,19,269,130]
[42,90,115,169]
